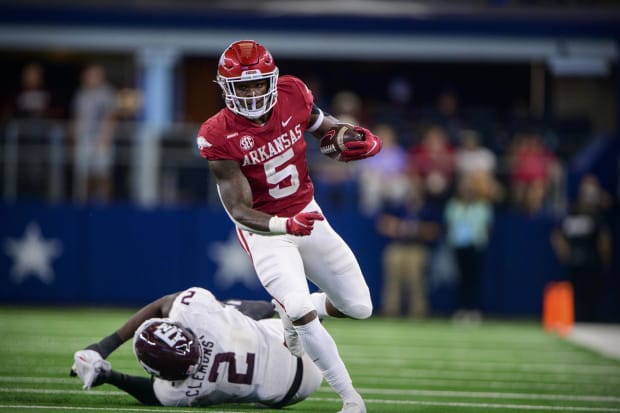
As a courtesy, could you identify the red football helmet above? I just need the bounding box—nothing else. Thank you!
[216,40,279,119]
[133,318,202,381]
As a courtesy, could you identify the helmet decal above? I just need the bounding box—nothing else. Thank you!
[133,318,202,381]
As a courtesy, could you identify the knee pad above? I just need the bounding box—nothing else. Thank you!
[281,293,315,321]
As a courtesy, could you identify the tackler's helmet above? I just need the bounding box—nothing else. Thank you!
[133,318,202,381]
[216,40,279,119]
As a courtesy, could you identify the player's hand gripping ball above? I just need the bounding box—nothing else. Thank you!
[320,123,381,162]
[319,123,363,161]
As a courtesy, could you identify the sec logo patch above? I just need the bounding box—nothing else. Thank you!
[240,135,254,151]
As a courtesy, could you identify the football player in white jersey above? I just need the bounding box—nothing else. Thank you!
[71,287,323,408]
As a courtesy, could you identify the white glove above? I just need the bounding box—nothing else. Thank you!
[72,349,111,390]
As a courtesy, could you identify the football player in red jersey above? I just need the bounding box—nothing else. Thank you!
[197,40,382,413]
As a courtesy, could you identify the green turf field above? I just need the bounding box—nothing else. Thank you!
[1,307,619,413]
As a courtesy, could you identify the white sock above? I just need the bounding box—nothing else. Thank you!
[295,318,359,401]
[310,292,328,318]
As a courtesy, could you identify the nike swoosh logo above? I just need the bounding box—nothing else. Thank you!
[364,140,378,155]
[281,116,293,127]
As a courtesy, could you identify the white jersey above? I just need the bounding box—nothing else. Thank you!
[152,287,321,407]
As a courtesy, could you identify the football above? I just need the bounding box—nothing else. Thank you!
[319,123,363,160]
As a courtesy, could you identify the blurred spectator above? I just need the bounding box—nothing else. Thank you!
[356,123,409,216]
[331,90,362,125]
[455,129,503,202]
[11,63,56,199]
[71,64,117,203]
[507,131,561,214]
[310,90,363,209]
[408,124,456,205]
[376,181,442,318]
[435,87,465,144]
[445,174,494,322]
[14,63,51,119]
[455,129,496,176]
[115,88,143,121]
[551,174,613,322]
[373,76,416,147]
[521,179,550,217]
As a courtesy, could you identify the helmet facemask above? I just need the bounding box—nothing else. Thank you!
[217,68,279,119]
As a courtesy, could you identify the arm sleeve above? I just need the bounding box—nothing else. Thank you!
[85,332,123,359]
[106,370,161,406]
[223,299,275,320]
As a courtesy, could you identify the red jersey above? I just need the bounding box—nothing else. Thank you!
[197,75,315,217]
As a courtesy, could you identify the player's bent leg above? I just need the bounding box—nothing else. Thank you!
[300,217,373,320]
[334,298,373,320]
[281,292,316,321]
[312,291,372,320]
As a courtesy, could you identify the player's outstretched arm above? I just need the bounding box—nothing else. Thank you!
[71,293,179,386]
[223,298,275,320]
[81,292,179,359]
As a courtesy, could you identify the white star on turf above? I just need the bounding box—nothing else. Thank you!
[3,222,62,285]
[208,232,259,290]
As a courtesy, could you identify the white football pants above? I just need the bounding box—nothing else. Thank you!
[236,199,373,321]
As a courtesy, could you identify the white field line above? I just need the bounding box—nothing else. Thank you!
[351,375,620,392]
[334,333,553,343]
[349,388,620,403]
[1,399,619,413]
[0,405,243,413]
[4,340,579,356]
[340,343,588,357]
[0,377,76,384]
[3,386,620,404]
[5,362,619,386]
[364,367,620,384]
[0,388,127,396]
[3,375,618,394]
[345,357,620,374]
[311,397,620,412]
[2,376,618,396]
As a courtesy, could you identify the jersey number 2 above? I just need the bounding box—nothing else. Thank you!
[208,352,255,385]
[265,148,299,199]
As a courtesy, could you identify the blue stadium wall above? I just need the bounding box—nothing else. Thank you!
[4,200,617,319]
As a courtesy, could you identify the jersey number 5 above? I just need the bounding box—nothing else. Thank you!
[208,352,255,385]
[265,148,299,199]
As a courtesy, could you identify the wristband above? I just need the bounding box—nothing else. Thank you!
[306,109,324,133]
[268,217,288,234]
